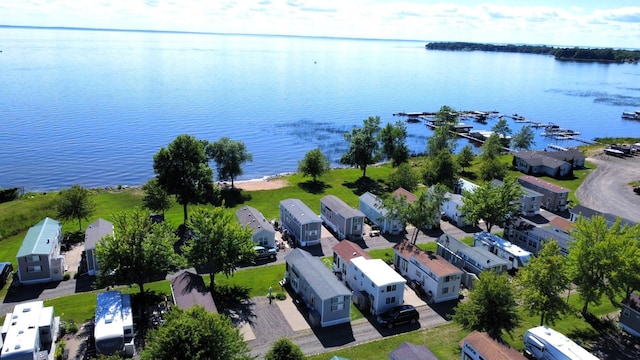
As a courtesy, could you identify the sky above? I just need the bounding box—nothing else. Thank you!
[1,1,639,48]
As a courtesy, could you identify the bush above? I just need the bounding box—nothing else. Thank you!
[54,338,65,360]
[64,321,78,334]
[62,273,71,281]
[275,292,286,300]
[73,272,80,279]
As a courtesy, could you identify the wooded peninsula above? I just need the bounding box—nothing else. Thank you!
[425,41,640,63]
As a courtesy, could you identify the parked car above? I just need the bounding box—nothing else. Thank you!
[376,304,419,329]
[369,225,381,237]
[0,262,13,287]
[254,246,277,261]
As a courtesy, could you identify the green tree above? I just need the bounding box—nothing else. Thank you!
[480,133,503,161]
[433,105,458,125]
[405,185,448,244]
[378,121,409,166]
[153,134,216,225]
[56,184,96,231]
[460,177,523,232]
[264,338,305,360]
[183,207,255,290]
[206,137,253,189]
[96,209,181,297]
[142,178,173,216]
[422,149,459,189]
[479,157,508,182]
[511,125,536,150]
[609,223,640,300]
[141,306,252,360]
[341,116,381,178]
[453,271,520,339]
[457,144,475,172]
[517,240,571,326]
[387,162,419,192]
[491,118,512,138]
[568,215,635,313]
[298,148,331,182]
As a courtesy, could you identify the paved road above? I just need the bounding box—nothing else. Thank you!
[575,154,640,222]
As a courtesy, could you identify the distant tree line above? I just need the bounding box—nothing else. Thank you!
[425,41,640,63]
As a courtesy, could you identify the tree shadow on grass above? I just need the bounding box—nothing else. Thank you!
[297,180,331,194]
[219,188,252,208]
[342,176,386,196]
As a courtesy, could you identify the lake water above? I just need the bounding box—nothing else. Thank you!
[1,27,640,192]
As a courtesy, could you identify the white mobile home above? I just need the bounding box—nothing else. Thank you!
[441,193,472,228]
[1,301,59,360]
[16,217,65,285]
[332,240,372,286]
[436,234,509,276]
[279,199,322,247]
[523,326,598,360]
[473,232,532,270]
[350,257,406,315]
[84,218,114,276]
[94,291,134,357]
[393,240,463,304]
[320,195,365,241]
[359,192,403,235]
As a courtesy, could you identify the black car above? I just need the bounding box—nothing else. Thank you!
[254,246,277,261]
[376,304,419,329]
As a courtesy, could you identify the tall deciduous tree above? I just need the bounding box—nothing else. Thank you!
[460,177,523,232]
[264,338,305,360]
[422,149,459,190]
[517,240,571,326]
[480,133,503,161]
[298,148,331,182]
[56,184,95,231]
[142,178,173,216]
[457,144,475,172]
[511,125,536,150]
[183,207,255,290]
[153,134,216,225]
[378,121,409,166]
[479,157,508,182]
[568,215,634,314]
[206,137,253,189]
[609,223,640,300]
[141,306,252,360]
[453,271,520,339]
[387,162,419,192]
[96,209,181,297]
[341,116,382,178]
[405,185,448,244]
[491,118,512,138]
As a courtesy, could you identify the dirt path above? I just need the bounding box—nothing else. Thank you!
[575,154,640,222]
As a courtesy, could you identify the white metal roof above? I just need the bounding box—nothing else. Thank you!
[351,257,406,287]
[526,326,599,360]
[1,301,49,358]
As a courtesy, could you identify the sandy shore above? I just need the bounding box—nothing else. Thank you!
[231,178,289,191]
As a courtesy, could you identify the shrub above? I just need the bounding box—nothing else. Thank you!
[275,292,286,300]
[62,273,71,281]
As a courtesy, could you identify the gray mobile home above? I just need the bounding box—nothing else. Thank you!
[320,195,365,241]
[285,249,351,327]
[279,199,322,247]
[236,205,276,248]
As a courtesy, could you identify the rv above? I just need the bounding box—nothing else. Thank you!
[523,326,598,360]
[94,291,135,357]
[473,232,532,271]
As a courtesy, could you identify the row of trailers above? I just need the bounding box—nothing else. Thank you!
[94,291,135,357]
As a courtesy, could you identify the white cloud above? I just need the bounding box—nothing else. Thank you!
[0,1,638,47]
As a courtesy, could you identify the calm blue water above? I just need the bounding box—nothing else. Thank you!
[1,27,640,192]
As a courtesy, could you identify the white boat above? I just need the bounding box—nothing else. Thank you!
[622,111,640,120]
[605,148,625,157]
[548,144,568,151]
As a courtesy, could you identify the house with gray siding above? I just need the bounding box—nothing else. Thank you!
[441,193,472,228]
[492,179,543,217]
[236,205,276,248]
[320,195,365,241]
[569,204,637,228]
[504,218,572,256]
[279,199,322,247]
[544,149,586,168]
[512,151,573,178]
[517,175,570,211]
[84,218,114,276]
[16,217,65,285]
[359,188,416,235]
[436,234,509,276]
[285,249,351,327]
[619,292,640,338]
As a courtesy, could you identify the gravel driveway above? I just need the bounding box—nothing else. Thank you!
[575,154,640,222]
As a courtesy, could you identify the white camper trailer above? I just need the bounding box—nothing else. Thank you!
[473,232,532,271]
[523,326,598,360]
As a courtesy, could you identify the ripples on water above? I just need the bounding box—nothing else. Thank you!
[1,28,639,191]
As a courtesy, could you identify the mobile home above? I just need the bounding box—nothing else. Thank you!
[1,301,59,360]
[94,291,135,357]
[473,232,532,270]
[523,326,598,360]
[320,195,365,241]
[279,199,322,247]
